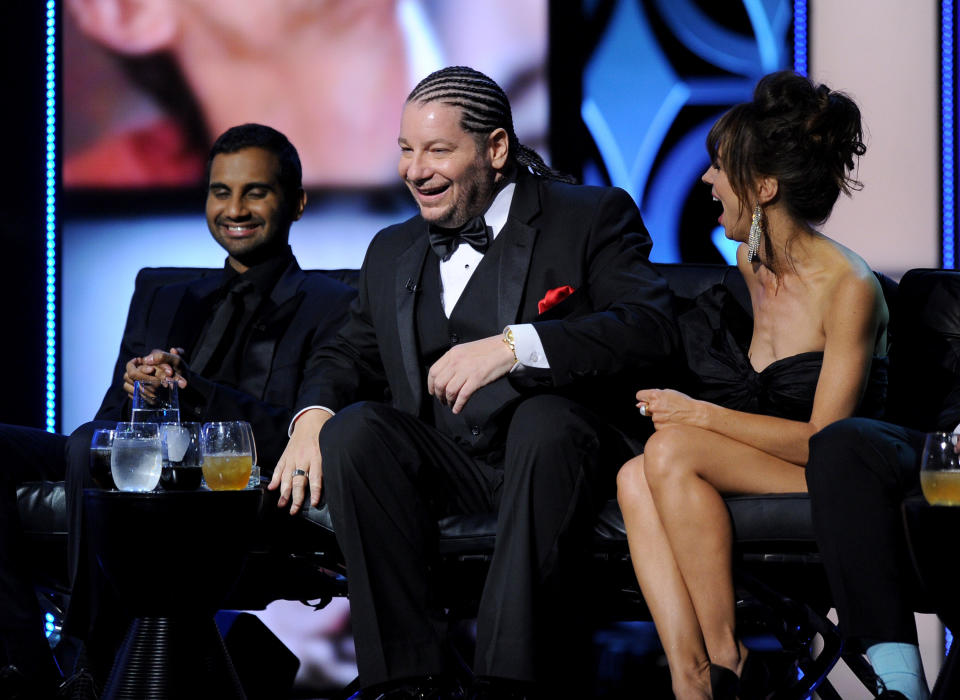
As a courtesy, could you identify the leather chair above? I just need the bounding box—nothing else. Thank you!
[17,264,960,698]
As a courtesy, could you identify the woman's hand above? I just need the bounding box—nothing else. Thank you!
[636,388,708,430]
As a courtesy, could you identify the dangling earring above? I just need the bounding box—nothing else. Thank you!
[747,203,763,262]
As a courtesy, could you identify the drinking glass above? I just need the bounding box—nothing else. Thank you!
[920,432,960,505]
[111,422,162,492]
[201,422,253,491]
[237,422,261,489]
[132,378,180,424]
[159,422,203,491]
[89,428,117,490]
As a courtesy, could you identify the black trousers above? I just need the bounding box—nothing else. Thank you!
[320,396,632,689]
[0,423,90,681]
[807,417,925,650]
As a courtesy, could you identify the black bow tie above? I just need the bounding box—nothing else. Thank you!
[428,216,491,261]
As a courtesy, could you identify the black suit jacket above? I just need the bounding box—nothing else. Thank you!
[296,171,678,444]
[95,258,356,468]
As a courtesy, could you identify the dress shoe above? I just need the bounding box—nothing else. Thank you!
[737,652,771,700]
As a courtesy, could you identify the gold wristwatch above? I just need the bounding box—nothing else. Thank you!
[502,326,518,365]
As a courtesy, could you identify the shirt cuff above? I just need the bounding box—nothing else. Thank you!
[507,323,549,371]
[288,406,336,437]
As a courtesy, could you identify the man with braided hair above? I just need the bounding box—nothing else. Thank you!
[271,66,677,699]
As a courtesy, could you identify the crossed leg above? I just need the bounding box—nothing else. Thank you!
[617,425,807,699]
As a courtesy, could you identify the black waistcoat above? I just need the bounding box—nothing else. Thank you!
[416,241,505,453]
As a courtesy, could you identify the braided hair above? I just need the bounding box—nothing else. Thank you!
[407,66,576,184]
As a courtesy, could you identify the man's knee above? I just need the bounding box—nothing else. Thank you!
[506,395,598,455]
[0,423,68,485]
[807,418,914,495]
[319,402,403,486]
[319,402,391,452]
[808,418,890,490]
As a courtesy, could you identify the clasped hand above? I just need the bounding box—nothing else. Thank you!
[636,388,705,430]
[122,347,188,399]
[427,335,516,414]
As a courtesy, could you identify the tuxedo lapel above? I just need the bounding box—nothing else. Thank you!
[163,276,221,354]
[394,233,431,411]
[497,173,541,329]
[496,220,537,329]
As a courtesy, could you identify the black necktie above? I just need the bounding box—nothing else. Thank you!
[428,216,491,261]
[190,279,255,375]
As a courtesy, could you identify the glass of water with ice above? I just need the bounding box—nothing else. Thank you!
[111,422,162,492]
[159,422,203,491]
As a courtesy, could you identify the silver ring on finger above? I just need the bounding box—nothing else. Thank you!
[292,468,307,478]
[639,404,648,417]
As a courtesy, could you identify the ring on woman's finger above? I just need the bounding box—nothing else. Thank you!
[292,468,307,478]
[639,404,648,416]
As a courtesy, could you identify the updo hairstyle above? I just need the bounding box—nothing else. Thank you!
[706,70,866,226]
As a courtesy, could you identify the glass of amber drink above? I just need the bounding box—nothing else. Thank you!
[920,432,960,506]
[200,422,254,491]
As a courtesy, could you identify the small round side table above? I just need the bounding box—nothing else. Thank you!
[85,488,263,699]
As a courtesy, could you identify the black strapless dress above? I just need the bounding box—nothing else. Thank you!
[678,284,887,421]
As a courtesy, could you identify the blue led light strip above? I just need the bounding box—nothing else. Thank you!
[793,0,808,77]
[943,0,956,269]
[45,1,57,432]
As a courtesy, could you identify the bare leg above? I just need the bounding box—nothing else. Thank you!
[643,426,807,672]
[617,455,711,699]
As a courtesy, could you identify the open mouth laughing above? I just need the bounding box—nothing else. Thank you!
[411,181,450,203]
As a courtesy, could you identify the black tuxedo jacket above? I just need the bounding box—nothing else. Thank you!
[297,171,679,444]
[95,258,356,468]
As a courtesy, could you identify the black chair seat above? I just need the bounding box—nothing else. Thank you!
[17,481,69,592]
[295,492,816,559]
[17,481,67,536]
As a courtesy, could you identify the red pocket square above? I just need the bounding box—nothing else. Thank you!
[538,285,576,314]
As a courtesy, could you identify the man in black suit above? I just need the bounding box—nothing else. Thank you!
[807,270,960,700]
[270,67,678,698]
[0,123,355,697]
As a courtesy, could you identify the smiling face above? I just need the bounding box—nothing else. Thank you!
[206,147,305,271]
[397,100,500,228]
[702,160,751,242]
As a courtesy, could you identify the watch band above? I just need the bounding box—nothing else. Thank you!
[502,326,518,365]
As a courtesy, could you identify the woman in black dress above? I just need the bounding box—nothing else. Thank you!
[617,71,889,699]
